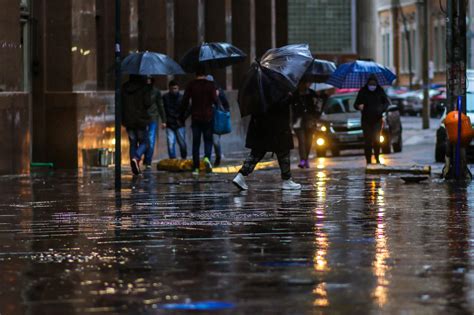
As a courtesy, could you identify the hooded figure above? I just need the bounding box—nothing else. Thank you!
[354,75,391,164]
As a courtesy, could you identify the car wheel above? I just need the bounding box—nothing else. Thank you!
[331,148,340,157]
[393,135,402,153]
[316,148,327,158]
[435,145,446,163]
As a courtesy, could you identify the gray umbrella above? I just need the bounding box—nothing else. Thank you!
[122,51,185,75]
[238,44,313,117]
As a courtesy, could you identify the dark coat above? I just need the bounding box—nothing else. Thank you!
[163,91,184,129]
[290,88,323,129]
[121,77,152,129]
[245,99,294,153]
[354,85,390,126]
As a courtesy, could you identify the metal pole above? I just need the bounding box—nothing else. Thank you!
[422,0,430,129]
[114,0,122,191]
[444,0,469,180]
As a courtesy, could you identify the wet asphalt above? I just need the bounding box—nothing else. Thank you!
[1,117,474,314]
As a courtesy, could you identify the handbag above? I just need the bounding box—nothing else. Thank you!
[213,103,231,135]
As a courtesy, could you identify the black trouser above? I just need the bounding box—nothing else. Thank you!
[239,150,291,180]
[295,128,314,160]
[362,120,382,164]
[192,121,213,169]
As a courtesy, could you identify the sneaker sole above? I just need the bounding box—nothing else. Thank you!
[232,180,248,191]
[282,186,302,190]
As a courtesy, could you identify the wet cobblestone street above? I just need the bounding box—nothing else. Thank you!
[1,157,474,314]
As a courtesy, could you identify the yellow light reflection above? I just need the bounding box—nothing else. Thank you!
[317,157,326,169]
[371,181,390,307]
[313,283,329,307]
[313,175,329,307]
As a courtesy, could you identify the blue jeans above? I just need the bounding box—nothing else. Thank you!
[166,127,187,159]
[144,121,158,165]
[127,127,148,161]
[192,121,213,169]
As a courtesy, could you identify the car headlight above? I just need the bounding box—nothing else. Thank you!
[316,122,329,132]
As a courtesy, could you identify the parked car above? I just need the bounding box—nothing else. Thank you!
[430,87,446,118]
[314,93,403,157]
[404,89,442,116]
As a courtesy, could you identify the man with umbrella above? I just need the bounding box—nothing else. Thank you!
[354,75,391,164]
[327,60,396,165]
[180,68,218,175]
[232,44,314,190]
[121,75,153,175]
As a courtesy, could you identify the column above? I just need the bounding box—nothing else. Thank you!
[231,0,255,89]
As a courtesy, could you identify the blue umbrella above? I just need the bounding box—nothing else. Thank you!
[121,51,185,75]
[327,60,396,88]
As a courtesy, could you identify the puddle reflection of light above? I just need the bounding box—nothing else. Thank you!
[317,158,326,169]
[313,283,329,307]
[371,182,390,307]
[313,175,330,307]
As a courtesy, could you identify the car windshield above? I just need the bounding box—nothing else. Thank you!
[324,95,358,114]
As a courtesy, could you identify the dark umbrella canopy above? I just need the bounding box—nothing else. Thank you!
[180,42,247,73]
[304,58,337,82]
[238,44,313,117]
[122,51,185,75]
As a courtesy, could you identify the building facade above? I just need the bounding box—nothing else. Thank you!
[376,0,448,86]
[0,0,287,174]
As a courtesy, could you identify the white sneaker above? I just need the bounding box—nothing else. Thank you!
[232,173,248,190]
[282,179,302,190]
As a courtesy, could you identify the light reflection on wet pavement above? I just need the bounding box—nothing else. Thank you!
[1,167,474,314]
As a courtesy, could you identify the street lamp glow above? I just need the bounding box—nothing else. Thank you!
[320,126,327,132]
[316,138,325,146]
[379,135,385,143]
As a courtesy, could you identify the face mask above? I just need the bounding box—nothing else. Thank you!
[368,85,377,92]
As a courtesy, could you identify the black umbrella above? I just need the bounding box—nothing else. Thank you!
[304,58,337,82]
[238,44,313,117]
[180,42,247,73]
[122,51,185,75]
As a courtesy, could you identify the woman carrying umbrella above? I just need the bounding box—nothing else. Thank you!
[291,79,324,168]
[354,75,391,164]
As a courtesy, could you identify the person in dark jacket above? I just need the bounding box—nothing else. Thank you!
[291,80,324,168]
[121,75,153,175]
[180,69,218,175]
[354,75,390,164]
[163,80,187,159]
[144,77,167,169]
[232,96,301,191]
[207,75,230,166]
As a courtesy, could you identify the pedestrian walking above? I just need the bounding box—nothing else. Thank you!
[232,96,302,191]
[163,80,187,159]
[291,80,324,168]
[180,69,218,175]
[144,77,167,169]
[354,75,391,164]
[206,75,230,167]
[121,75,153,175]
